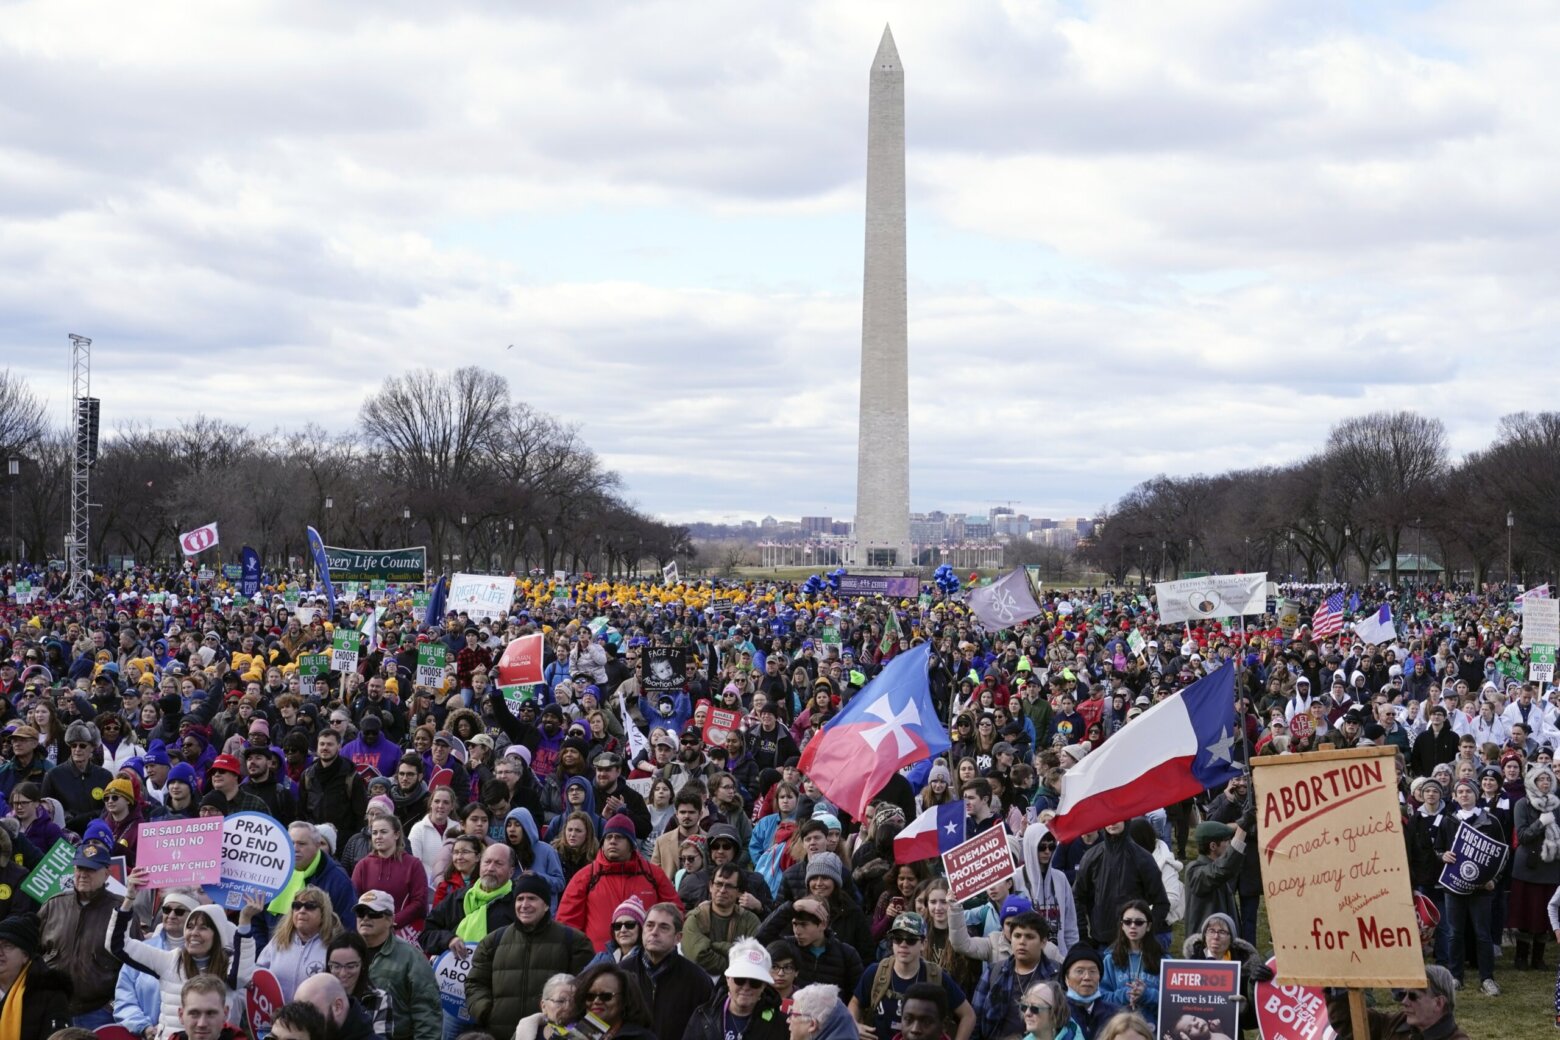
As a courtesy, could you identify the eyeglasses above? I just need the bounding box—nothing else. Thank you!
[612,921,640,932]
[8,799,31,809]
[584,990,618,1005]
[1121,918,1148,927]
[161,905,189,918]
[292,901,320,912]
[1020,1002,1054,1015]
[327,960,361,974]
[69,741,92,749]
[1204,925,1231,936]
[771,963,797,974]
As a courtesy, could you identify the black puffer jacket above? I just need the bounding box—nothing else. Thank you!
[1073,826,1170,944]
[466,913,594,1040]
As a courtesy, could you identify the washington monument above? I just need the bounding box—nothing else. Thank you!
[851,25,912,571]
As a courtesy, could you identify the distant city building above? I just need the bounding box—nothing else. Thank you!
[802,516,834,534]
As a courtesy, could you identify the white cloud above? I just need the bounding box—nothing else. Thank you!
[1,0,1555,524]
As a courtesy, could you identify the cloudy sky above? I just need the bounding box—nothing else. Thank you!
[4,1,1556,524]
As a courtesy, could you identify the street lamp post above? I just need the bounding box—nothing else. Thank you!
[1507,510,1515,592]
[323,496,333,546]
[6,457,19,565]
[1415,516,1422,588]
[460,514,469,570]
[402,507,411,546]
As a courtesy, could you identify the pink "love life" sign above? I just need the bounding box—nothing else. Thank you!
[137,818,225,887]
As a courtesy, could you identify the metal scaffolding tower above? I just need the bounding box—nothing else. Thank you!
[66,333,92,598]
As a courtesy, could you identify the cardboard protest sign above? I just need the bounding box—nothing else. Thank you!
[662,561,679,587]
[1255,958,1338,1040]
[330,629,361,673]
[942,822,1015,903]
[137,818,224,887]
[434,949,474,1020]
[497,634,544,687]
[247,969,285,1037]
[20,838,76,902]
[1251,747,1425,987]
[448,572,516,621]
[205,812,295,911]
[416,642,448,689]
[642,647,687,692]
[702,708,741,747]
[1158,959,1241,1040]
[298,653,330,697]
[1437,820,1507,895]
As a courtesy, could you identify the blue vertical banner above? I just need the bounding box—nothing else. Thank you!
[423,573,447,627]
[239,546,262,597]
[306,526,337,617]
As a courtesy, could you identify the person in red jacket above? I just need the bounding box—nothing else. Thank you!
[558,813,681,948]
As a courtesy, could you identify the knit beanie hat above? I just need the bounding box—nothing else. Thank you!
[1200,912,1237,939]
[106,777,138,804]
[613,894,648,925]
[513,873,552,902]
[0,913,41,956]
[167,762,198,789]
[603,813,637,842]
[805,851,843,885]
[367,795,395,817]
[1061,942,1103,978]
[927,761,952,787]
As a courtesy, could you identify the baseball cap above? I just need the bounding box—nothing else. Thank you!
[725,937,774,984]
[74,840,112,870]
[354,890,396,916]
[209,754,242,776]
[889,911,927,939]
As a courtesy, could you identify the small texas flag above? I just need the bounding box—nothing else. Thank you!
[894,801,966,863]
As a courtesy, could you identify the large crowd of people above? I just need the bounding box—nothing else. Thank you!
[0,564,1546,1040]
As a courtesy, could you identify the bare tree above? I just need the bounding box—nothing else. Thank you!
[1324,411,1448,584]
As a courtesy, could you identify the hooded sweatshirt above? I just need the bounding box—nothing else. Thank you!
[505,807,567,905]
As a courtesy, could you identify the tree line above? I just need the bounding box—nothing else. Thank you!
[1082,410,1560,588]
[0,366,692,576]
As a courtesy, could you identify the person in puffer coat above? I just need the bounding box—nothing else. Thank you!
[557,813,681,948]
[467,873,594,1040]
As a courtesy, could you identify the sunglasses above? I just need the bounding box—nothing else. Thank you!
[1121,917,1148,927]
[161,905,189,918]
[69,742,92,749]
[612,921,640,932]
[356,908,390,920]
[730,977,765,990]
[1391,990,1423,1002]
[1020,1002,1054,1014]
[584,991,618,1005]
[890,935,921,946]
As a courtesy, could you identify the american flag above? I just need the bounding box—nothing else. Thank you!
[1311,592,1346,638]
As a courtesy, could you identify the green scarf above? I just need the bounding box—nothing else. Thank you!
[456,880,512,942]
[268,850,323,915]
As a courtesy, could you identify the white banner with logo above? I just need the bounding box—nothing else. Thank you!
[1154,573,1268,624]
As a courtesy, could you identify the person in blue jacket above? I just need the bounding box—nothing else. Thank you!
[640,691,691,735]
[504,806,566,907]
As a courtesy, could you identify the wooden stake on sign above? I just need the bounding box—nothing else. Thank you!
[1348,989,1370,1040]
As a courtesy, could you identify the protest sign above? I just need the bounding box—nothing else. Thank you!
[1154,573,1268,624]
[205,812,295,911]
[1290,710,1315,743]
[322,544,426,583]
[247,969,285,1038]
[430,767,454,790]
[447,572,516,621]
[222,564,243,580]
[662,560,679,587]
[416,642,448,689]
[642,647,687,692]
[1159,959,1241,1040]
[837,574,918,598]
[1127,630,1146,658]
[702,708,741,747]
[20,838,76,902]
[1276,598,1303,635]
[942,822,1015,903]
[1523,597,1559,682]
[330,629,361,673]
[1251,746,1425,987]
[179,521,220,556]
[137,818,224,887]
[1255,958,1339,1040]
[298,653,330,697]
[497,634,545,687]
[708,596,734,613]
[500,684,543,716]
[434,949,474,1020]
[370,579,388,600]
[1437,820,1507,895]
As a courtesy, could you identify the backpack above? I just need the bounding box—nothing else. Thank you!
[867,957,942,1016]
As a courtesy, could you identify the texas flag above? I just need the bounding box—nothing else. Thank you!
[798,643,949,820]
[894,801,966,863]
[1049,661,1244,842]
